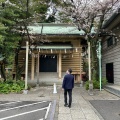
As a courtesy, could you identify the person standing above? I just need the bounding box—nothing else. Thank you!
[62,68,74,108]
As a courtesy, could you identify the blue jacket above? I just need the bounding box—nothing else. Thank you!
[62,74,74,89]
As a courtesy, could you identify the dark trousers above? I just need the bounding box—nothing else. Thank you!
[64,89,72,106]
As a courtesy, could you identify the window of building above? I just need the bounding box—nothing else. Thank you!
[107,37,113,47]
[107,37,116,47]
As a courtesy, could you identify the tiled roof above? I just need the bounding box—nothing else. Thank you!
[27,23,85,35]
[103,8,120,28]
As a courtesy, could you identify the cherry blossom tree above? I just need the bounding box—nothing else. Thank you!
[55,0,120,82]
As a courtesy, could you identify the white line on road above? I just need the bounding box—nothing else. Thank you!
[0,107,48,120]
[0,101,22,106]
[45,102,51,119]
[0,101,47,112]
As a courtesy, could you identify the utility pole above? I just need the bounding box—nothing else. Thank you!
[85,33,93,95]
[24,41,29,94]
[88,42,91,82]
[88,41,93,95]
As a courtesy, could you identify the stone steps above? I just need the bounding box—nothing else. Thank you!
[28,72,65,86]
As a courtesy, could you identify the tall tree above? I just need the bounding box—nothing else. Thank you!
[0,0,61,80]
[52,0,120,81]
[0,0,21,80]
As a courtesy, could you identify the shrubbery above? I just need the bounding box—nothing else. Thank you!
[85,78,107,90]
[0,80,28,94]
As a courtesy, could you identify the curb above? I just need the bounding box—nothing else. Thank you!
[104,87,120,98]
[47,100,56,120]
[88,101,105,120]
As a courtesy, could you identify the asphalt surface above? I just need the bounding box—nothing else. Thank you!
[90,100,120,120]
[0,101,51,120]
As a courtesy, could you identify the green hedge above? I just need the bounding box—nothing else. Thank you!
[85,78,107,90]
[0,80,27,94]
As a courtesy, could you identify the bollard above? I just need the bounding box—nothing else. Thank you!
[23,90,28,94]
[88,83,94,96]
[53,83,57,94]
[80,80,83,87]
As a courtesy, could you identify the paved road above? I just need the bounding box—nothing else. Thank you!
[0,101,51,120]
[90,100,120,120]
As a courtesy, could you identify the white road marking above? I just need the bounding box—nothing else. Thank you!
[0,101,22,106]
[0,101,47,112]
[38,119,43,120]
[45,102,51,119]
[0,107,48,120]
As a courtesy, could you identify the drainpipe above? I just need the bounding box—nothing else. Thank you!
[97,39,102,91]
[99,39,102,91]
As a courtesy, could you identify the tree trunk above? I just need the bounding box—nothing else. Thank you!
[15,51,19,80]
[90,14,105,81]
[91,40,99,81]
[0,63,6,81]
[15,49,22,80]
[15,35,24,80]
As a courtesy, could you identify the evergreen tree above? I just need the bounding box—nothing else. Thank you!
[0,0,60,80]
